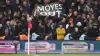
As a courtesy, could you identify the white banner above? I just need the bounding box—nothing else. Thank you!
[25,42,56,53]
[0,45,14,48]
[37,3,62,17]
[62,42,88,53]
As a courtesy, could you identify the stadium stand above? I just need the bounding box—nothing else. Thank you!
[0,0,100,40]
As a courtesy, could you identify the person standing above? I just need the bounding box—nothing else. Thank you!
[56,24,66,40]
[4,21,14,40]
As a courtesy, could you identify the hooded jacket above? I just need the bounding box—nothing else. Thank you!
[56,27,66,40]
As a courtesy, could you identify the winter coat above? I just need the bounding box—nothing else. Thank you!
[56,27,66,40]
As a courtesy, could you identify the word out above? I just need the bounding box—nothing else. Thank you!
[37,3,62,17]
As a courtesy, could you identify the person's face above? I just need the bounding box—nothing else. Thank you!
[0,14,2,18]
[83,8,86,12]
[94,1,98,5]
[87,15,90,19]
[59,25,63,28]
[70,23,74,27]
[23,1,27,7]
[80,0,84,4]
[8,10,11,14]
[61,18,66,23]
[5,29,9,35]
[91,15,95,19]
[44,0,50,4]
[6,21,10,26]
[69,20,73,23]
[75,27,78,32]
[6,0,10,5]
[19,7,23,11]
[0,24,2,29]
[71,2,75,7]
[69,9,72,13]
[16,0,19,4]
[78,15,81,18]
[90,8,94,13]
[49,20,53,23]
[38,0,42,3]
[74,11,78,16]
[4,12,7,16]
[21,16,25,20]
[89,20,92,24]
[82,14,86,19]
[98,16,100,21]
[59,0,65,3]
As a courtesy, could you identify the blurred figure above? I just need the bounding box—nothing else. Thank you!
[19,33,28,40]
[79,27,88,40]
[71,27,81,40]
[44,0,50,4]
[4,21,14,40]
[56,17,66,28]
[56,24,66,40]
[0,24,5,40]
[37,20,45,40]
[87,23,99,40]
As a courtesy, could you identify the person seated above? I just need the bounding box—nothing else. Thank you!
[18,31,28,40]
[0,33,5,40]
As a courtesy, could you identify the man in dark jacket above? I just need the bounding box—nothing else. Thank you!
[87,24,99,40]
[4,21,14,40]
[71,27,81,40]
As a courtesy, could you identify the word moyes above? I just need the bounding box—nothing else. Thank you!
[37,3,62,17]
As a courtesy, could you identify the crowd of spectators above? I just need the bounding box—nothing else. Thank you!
[0,0,100,40]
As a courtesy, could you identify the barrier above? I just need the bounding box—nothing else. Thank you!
[0,40,100,53]
[0,41,15,53]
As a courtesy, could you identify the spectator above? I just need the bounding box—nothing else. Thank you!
[71,27,81,40]
[64,33,71,40]
[56,17,66,28]
[37,20,45,40]
[0,24,5,40]
[4,21,14,40]
[79,27,88,40]
[67,18,74,33]
[0,24,4,35]
[19,33,28,40]
[98,16,100,31]
[87,23,99,40]
[56,24,66,40]
[31,33,40,40]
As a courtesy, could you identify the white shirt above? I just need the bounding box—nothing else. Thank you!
[31,33,40,40]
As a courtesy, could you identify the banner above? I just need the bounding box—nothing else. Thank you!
[0,41,15,53]
[1,40,100,54]
[37,3,62,17]
[62,42,88,53]
[25,42,56,53]
[18,41,100,54]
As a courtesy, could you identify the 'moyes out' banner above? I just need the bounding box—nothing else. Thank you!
[37,3,62,17]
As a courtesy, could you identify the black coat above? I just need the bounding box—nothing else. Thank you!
[71,32,81,40]
[87,27,99,39]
